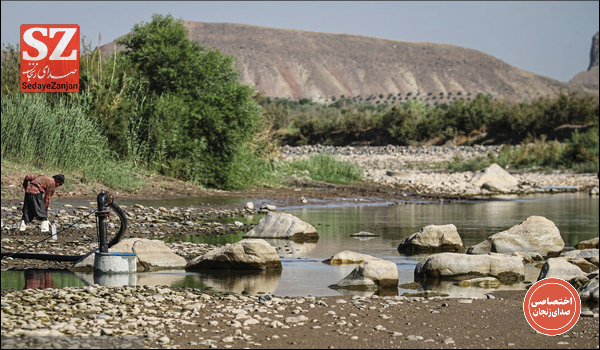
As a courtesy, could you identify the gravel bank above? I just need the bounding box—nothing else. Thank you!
[1,203,253,270]
[281,145,600,196]
[1,287,598,349]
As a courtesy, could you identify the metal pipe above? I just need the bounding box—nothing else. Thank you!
[2,193,128,261]
[96,191,110,253]
[0,253,84,261]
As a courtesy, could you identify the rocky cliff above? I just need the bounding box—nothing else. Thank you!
[101,21,570,102]
[589,31,599,70]
[570,31,599,91]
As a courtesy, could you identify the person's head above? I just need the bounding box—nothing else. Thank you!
[53,174,65,187]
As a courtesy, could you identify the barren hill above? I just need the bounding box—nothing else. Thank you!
[570,31,599,92]
[101,21,571,102]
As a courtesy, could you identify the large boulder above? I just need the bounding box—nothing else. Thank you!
[185,239,282,271]
[579,275,599,304]
[71,238,187,272]
[132,239,188,271]
[329,260,398,290]
[536,258,587,281]
[567,258,599,273]
[323,251,382,265]
[469,163,519,192]
[561,249,599,259]
[414,253,524,281]
[397,224,464,254]
[575,238,599,250]
[243,212,318,241]
[467,216,564,258]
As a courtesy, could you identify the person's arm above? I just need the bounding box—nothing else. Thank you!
[22,174,37,190]
[44,187,55,216]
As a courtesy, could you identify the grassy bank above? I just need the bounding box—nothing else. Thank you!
[442,131,599,173]
[276,154,364,185]
[1,93,143,191]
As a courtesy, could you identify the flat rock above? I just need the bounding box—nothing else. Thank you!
[401,290,449,298]
[399,281,421,290]
[575,237,599,250]
[415,252,524,281]
[323,251,382,265]
[561,249,599,259]
[455,277,501,288]
[568,258,599,273]
[71,238,186,272]
[349,231,379,237]
[537,258,587,281]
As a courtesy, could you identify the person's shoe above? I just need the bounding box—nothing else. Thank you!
[19,220,27,231]
[41,220,50,233]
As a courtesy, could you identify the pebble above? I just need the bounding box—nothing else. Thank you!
[406,335,424,341]
[443,338,455,344]
[580,310,595,317]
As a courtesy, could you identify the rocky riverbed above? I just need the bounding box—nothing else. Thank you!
[0,202,254,270]
[281,145,600,196]
[1,286,598,349]
[2,145,599,349]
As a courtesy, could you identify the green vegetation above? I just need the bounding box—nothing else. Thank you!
[2,14,268,191]
[2,14,599,193]
[278,154,364,184]
[108,14,263,189]
[263,93,598,149]
[1,92,142,190]
[446,130,599,173]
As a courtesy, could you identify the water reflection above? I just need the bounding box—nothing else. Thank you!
[1,270,87,290]
[190,270,281,295]
[74,269,281,295]
[282,192,599,254]
[25,270,56,289]
[416,265,542,299]
[332,287,398,298]
[261,239,318,258]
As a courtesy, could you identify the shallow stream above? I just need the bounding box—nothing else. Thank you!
[2,192,598,299]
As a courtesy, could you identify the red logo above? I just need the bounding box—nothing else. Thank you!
[523,278,581,336]
[20,24,79,93]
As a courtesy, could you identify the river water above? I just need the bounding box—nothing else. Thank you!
[2,192,598,299]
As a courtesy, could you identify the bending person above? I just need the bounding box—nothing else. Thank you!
[20,174,65,233]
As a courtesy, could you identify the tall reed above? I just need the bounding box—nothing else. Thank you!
[1,92,141,190]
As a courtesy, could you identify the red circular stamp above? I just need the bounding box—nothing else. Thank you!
[523,278,581,336]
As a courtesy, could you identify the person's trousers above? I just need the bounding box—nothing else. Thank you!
[22,192,47,223]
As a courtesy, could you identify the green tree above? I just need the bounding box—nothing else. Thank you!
[117,14,262,188]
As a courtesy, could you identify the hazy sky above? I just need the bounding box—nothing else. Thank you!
[1,1,598,83]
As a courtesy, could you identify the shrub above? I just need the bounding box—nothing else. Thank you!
[281,154,363,184]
